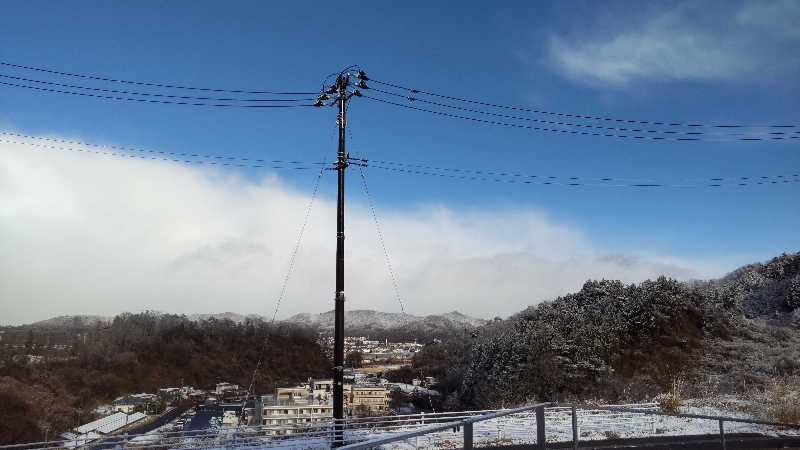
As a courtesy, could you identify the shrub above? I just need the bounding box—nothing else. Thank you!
[761,377,800,423]
[604,431,621,440]
[655,392,682,413]
[655,372,685,413]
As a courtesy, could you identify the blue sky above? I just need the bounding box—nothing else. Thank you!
[1,1,798,323]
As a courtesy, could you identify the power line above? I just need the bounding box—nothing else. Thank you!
[4,131,796,189]
[369,87,794,141]
[0,60,317,95]
[0,80,317,108]
[362,158,660,183]
[0,73,316,102]
[0,131,327,167]
[351,123,407,314]
[358,167,406,315]
[240,164,325,424]
[358,160,800,188]
[363,158,800,185]
[0,136,322,170]
[362,94,798,142]
[370,77,799,130]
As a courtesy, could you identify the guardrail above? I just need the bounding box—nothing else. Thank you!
[339,402,800,450]
[2,402,799,449]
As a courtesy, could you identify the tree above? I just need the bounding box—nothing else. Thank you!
[786,276,800,310]
[345,351,363,369]
[384,366,416,384]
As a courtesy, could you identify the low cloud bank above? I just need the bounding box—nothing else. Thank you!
[0,135,723,324]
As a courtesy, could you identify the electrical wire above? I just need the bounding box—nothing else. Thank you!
[0,80,318,108]
[0,135,323,170]
[358,167,407,315]
[0,73,316,102]
[240,164,325,425]
[0,131,328,167]
[362,158,799,185]
[369,87,795,140]
[362,158,659,183]
[370,78,799,129]
[4,131,796,188]
[0,60,317,95]
[362,161,800,188]
[6,129,798,188]
[362,94,797,142]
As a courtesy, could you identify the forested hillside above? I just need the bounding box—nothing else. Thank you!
[414,252,800,411]
[286,309,488,343]
[0,313,329,444]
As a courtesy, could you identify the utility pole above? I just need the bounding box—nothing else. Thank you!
[314,68,367,446]
[333,72,348,443]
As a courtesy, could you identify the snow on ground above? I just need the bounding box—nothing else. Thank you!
[76,399,797,449]
[258,401,798,449]
[370,401,800,449]
[390,383,441,396]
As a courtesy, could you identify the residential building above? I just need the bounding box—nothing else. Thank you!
[259,395,333,432]
[276,386,308,402]
[215,382,239,396]
[349,385,389,415]
[113,393,157,414]
[310,379,333,397]
[310,379,351,401]
[158,387,181,404]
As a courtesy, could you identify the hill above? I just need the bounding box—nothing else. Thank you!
[26,310,488,342]
[283,309,489,342]
[696,252,800,326]
[0,312,329,444]
[285,309,421,329]
[186,312,265,323]
[413,251,800,410]
[28,314,111,328]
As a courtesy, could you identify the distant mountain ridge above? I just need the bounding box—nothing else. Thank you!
[26,310,488,340]
[186,312,264,323]
[284,309,488,329]
[29,315,111,328]
[283,309,489,342]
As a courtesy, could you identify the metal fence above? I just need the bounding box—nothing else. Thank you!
[2,402,799,450]
[341,402,800,450]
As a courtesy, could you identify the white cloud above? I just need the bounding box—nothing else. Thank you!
[545,1,800,85]
[0,135,725,325]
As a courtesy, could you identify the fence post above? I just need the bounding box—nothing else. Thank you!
[571,405,578,450]
[536,405,546,450]
[719,419,726,450]
[464,422,473,449]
